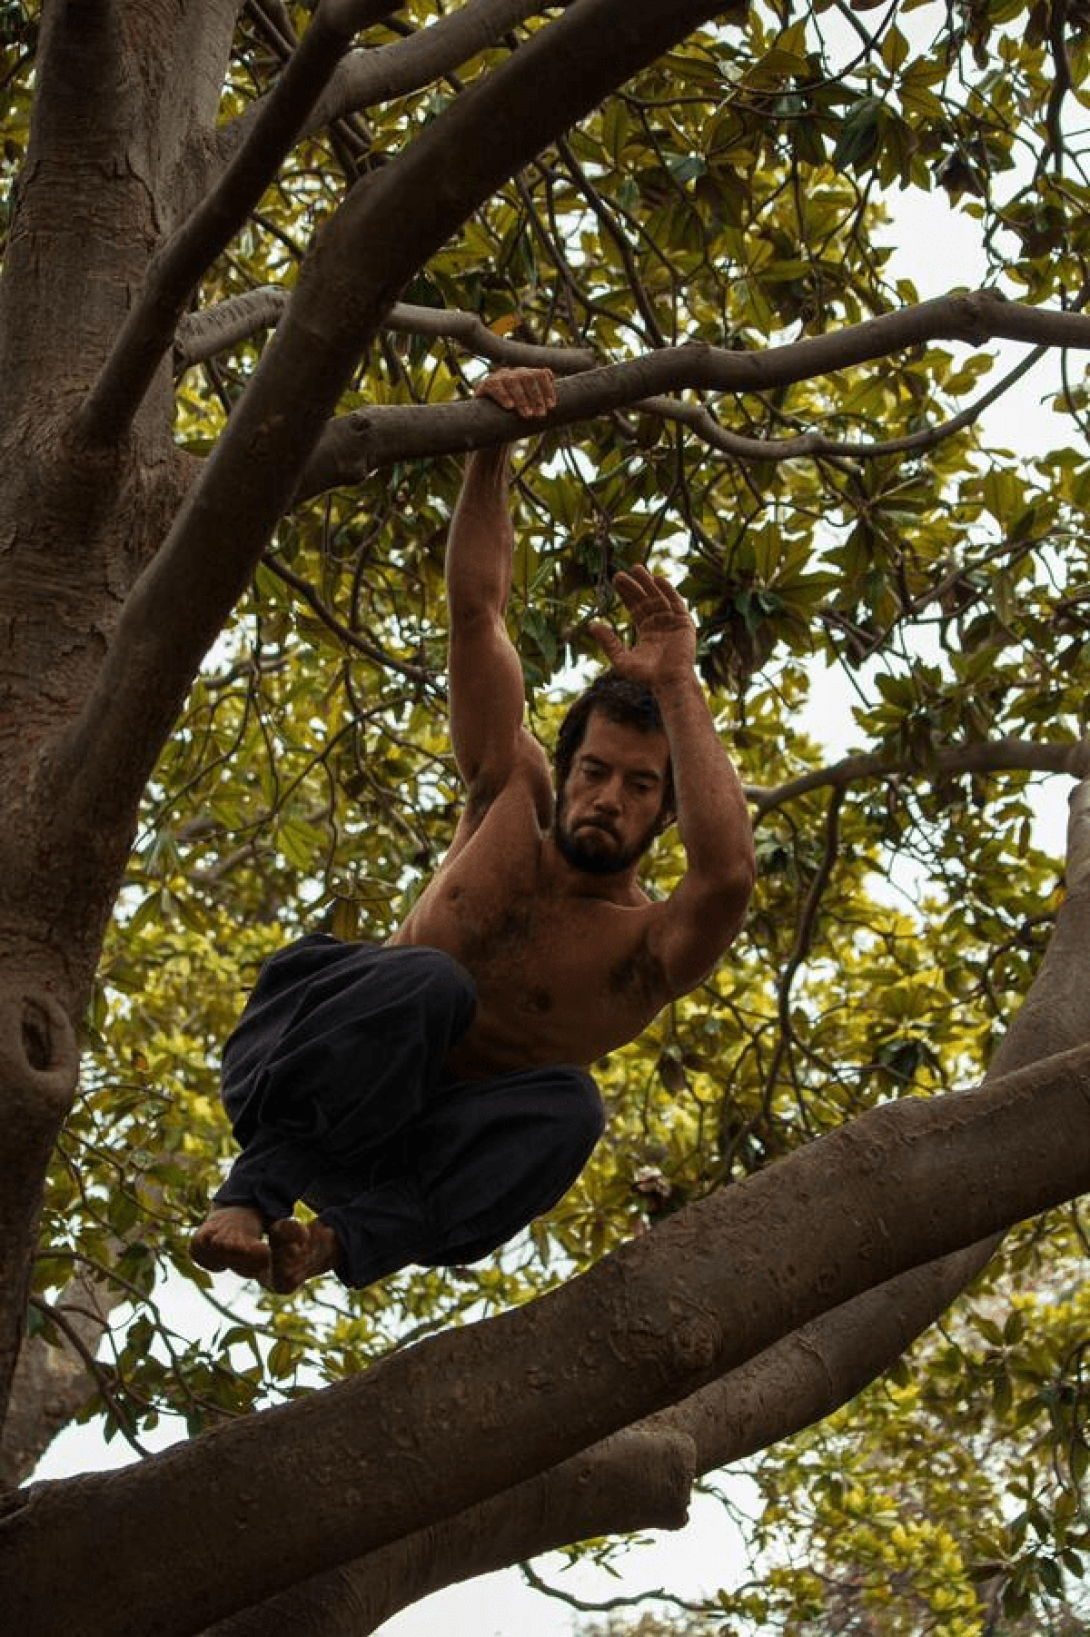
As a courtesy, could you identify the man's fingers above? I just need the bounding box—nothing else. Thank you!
[612,566,685,614]
[610,569,649,609]
[587,619,624,661]
[474,367,556,419]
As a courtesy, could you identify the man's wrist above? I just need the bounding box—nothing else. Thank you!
[650,666,702,705]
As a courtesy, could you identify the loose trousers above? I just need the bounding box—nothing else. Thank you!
[212,934,604,1288]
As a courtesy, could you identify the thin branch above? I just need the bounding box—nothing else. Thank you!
[174,289,596,372]
[554,133,669,348]
[24,1297,151,1462]
[758,786,844,1127]
[627,335,1053,463]
[746,736,1090,819]
[519,1558,701,1617]
[259,553,440,686]
[384,303,596,370]
[75,0,399,447]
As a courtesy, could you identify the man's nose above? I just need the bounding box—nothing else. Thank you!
[593,780,622,813]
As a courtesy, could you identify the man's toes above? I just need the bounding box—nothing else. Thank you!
[233,1236,272,1277]
[268,1218,308,1293]
[191,1214,270,1279]
[190,1230,228,1272]
[268,1218,307,1253]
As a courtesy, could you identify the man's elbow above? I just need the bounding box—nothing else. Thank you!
[708,849,757,932]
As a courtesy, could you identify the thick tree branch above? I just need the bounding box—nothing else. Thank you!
[74,0,398,448]
[294,293,1090,493]
[192,1253,988,1637]
[189,777,1090,1637]
[197,1423,697,1637]
[5,1021,1090,1635]
[227,0,564,149]
[173,290,291,372]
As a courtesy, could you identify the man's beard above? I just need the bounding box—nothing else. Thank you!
[553,791,660,877]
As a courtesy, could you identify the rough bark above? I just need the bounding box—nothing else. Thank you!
[0,985,79,1448]
[198,1424,698,1637]
[188,1250,985,1637]
[0,0,243,1426]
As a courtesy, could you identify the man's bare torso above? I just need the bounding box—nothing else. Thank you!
[389,754,670,1077]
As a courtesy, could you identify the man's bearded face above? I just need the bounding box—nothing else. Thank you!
[553,714,671,877]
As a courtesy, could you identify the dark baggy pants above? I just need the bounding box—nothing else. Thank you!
[212,934,605,1288]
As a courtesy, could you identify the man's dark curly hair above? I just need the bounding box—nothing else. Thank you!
[553,671,675,818]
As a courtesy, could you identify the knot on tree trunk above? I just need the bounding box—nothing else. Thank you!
[0,984,78,1119]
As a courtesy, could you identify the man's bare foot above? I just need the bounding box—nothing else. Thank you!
[267,1217,341,1294]
[191,1206,271,1281]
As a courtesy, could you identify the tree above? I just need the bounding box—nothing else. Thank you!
[2,1,1090,1631]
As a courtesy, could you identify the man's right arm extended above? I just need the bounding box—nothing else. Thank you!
[445,368,556,818]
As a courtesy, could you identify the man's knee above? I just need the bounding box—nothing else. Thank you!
[553,1068,606,1157]
[391,945,477,1016]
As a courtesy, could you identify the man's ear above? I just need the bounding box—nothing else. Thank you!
[654,807,676,837]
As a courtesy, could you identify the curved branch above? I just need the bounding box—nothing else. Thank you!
[629,334,1050,462]
[195,1254,983,1637]
[384,303,597,370]
[198,1424,697,1637]
[75,0,398,447]
[174,289,596,372]
[295,292,1090,494]
[746,735,1090,819]
[226,0,562,148]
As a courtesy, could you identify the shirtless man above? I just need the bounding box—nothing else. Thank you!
[191,366,756,1294]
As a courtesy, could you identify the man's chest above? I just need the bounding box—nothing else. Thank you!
[410,877,667,1053]
[391,788,669,1061]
